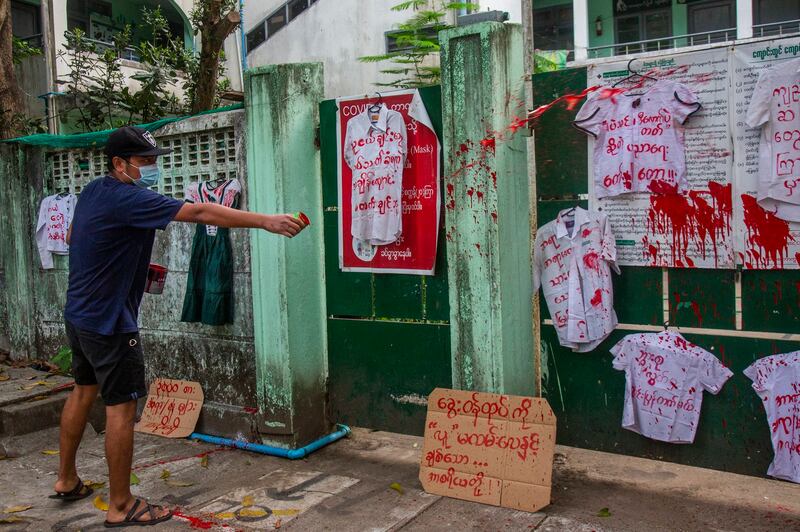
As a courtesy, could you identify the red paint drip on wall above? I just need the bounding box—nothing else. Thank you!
[644,181,732,268]
[690,301,703,327]
[479,137,496,154]
[741,194,793,269]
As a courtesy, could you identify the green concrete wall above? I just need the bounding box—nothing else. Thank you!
[319,86,452,436]
[440,22,535,395]
[244,63,330,448]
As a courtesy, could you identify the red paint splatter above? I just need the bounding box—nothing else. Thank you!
[242,407,258,414]
[446,199,455,211]
[583,251,601,273]
[133,447,229,471]
[476,190,484,202]
[490,212,498,223]
[466,187,475,207]
[172,511,217,530]
[690,301,703,326]
[741,194,794,269]
[774,281,783,305]
[645,181,732,268]
[459,143,469,153]
[581,228,592,238]
[590,289,603,307]
[795,252,800,265]
[446,183,454,197]
[490,171,497,188]
[479,137,496,153]
[722,418,727,429]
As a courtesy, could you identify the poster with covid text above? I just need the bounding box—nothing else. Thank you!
[732,40,800,269]
[586,49,735,268]
[336,89,441,274]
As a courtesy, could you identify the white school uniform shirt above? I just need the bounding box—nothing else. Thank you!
[746,58,800,222]
[35,193,76,269]
[573,79,701,198]
[344,103,407,245]
[185,179,241,236]
[611,331,732,444]
[743,351,800,483]
[533,207,619,352]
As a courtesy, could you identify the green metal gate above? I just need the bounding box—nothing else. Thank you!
[532,67,800,476]
[318,86,452,435]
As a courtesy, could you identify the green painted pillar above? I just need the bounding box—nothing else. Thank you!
[440,23,534,395]
[244,63,329,448]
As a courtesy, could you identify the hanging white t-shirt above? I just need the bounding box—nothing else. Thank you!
[745,58,800,222]
[344,103,407,245]
[185,179,241,236]
[611,331,732,443]
[743,351,800,484]
[533,207,619,352]
[573,79,701,198]
[35,193,76,269]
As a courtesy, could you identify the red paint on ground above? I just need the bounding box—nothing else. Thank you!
[583,251,601,273]
[132,447,228,471]
[590,289,603,307]
[242,407,258,414]
[173,511,215,530]
[741,194,793,269]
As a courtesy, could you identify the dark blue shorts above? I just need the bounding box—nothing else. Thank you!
[64,320,147,406]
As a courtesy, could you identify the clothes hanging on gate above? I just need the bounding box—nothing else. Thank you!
[180,179,241,326]
[743,351,800,483]
[746,58,800,222]
[343,103,408,246]
[611,331,732,444]
[36,193,76,269]
[573,79,701,199]
[533,207,620,352]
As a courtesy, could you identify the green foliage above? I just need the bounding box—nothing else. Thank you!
[359,1,477,88]
[12,37,42,65]
[58,4,231,132]
[51,346,73,375]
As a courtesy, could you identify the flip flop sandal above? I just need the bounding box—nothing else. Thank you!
[104,498,174,528]
[48,479,94,502]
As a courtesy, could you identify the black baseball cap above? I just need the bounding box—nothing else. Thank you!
[104,126,172,159]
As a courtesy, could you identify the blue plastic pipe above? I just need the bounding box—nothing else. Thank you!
[189,424,351,460]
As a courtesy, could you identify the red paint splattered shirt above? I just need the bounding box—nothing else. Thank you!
[36,193,76,269]
[746,59,800,222]
[533,207,619,352]
[185,179,242,236]
[344,104,408,245]
[573,79,701,199]
[611,331,732,444]
[743,351,800,483]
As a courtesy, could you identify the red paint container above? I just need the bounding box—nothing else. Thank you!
[145,263,167,295]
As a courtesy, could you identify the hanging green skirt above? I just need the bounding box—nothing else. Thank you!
[181,225,234,325]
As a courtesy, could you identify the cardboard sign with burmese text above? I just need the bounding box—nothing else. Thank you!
[134,379,203,438]
[419,388,556,513]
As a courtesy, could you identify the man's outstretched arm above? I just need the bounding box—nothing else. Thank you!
[174,203,305,238]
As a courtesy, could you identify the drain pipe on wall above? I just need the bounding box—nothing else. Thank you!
[189,424,351,460]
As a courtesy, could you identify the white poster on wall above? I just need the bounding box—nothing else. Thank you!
[585,48,735,269]
[731,40,800,270]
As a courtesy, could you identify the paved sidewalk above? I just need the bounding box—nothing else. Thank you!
[1,426,798,531]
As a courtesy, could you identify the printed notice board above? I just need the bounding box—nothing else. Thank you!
[134,379,203,438]
[419,388,556,513]
[336,89,441,274]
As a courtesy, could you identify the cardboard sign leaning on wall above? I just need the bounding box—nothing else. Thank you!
[419,388,556,513]
[134,378,203,438]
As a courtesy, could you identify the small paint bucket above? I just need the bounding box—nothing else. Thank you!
[145,263,167,295]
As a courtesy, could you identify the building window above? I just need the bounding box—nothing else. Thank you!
[267,6,288,36]
[754,0,800,36]
[288,0,309,21]
[385,26,440,54]
[246,23,266,52]
[11,0,41,40]
[615,9,672,54]
[687,0,735,44]
[532,5,574,53]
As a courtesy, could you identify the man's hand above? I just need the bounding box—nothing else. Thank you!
[263,214,305,238]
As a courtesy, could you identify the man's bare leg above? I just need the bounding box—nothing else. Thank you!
[104,400,170,524]
[53,384,98,493]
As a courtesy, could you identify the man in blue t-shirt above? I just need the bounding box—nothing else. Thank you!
[51,126,305,527]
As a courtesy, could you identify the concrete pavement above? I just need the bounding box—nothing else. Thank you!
[1,425,798,531]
